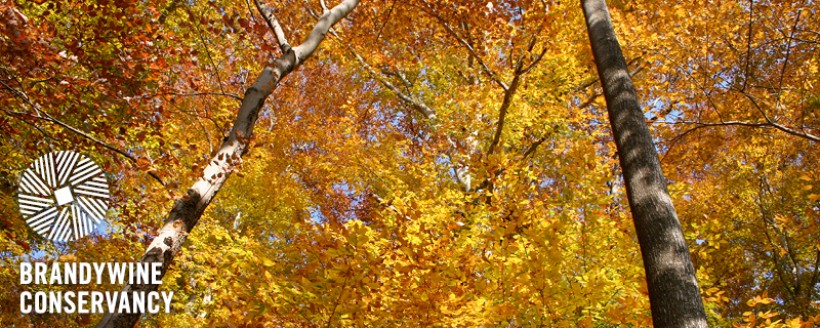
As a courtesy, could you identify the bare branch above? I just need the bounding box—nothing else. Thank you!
[317,17,436,120]
[0,107,56,142]
[374,0,396,41]
[487,31,548,155]
[655,120,769,128]
[325,28,488,193]
[514,24,549,77]
[660,116,818,164]
[319,21,487,192]
[381,67,413,88]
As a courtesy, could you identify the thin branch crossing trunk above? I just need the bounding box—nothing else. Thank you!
[95,1,360,327]
[581,1,708,327]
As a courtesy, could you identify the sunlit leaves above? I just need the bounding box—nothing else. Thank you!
[2,0,818,326]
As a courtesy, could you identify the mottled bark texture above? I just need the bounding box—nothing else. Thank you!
[581,1,708,327]
[95,1,360,327]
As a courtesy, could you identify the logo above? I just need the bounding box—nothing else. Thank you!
[18,151,110,242]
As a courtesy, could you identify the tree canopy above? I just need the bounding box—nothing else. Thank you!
[1,0,818,327]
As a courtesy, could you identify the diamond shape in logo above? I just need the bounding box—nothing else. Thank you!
[54,186,74,206]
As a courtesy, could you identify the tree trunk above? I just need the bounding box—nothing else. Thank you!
[581,1,708,327]
[95,1,360,327]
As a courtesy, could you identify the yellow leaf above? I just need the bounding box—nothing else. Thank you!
[262,258,275,267]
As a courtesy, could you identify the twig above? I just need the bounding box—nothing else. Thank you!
[739,91,819,142]
[153,91,243,102]
[487,30,546,155]
[1,81,167,186]
[342,42,436,120]
[773,9,802,117]
[417,5,509,91]
[186,7,228,97]
[742,0,754,91]
[374,0,396,42]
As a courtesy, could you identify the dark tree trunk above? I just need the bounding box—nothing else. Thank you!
[581,1,708,327]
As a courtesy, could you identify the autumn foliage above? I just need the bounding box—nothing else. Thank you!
[1,0,818,327]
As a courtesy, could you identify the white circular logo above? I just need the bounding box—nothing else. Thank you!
[17,151,110,242]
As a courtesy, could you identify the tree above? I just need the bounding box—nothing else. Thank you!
[581,0,707,327]
[95,0,361,327]
[2,0,818,327]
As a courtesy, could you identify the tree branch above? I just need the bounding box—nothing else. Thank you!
[739,91,820,142]
[0,81,167,187]
[253,0,291,53]
[186,6,228,96]
[487,31,547,155]
[95,1,361,326]
[321,15,486,192]
[415,5,509,91]
[773,9,802,117]
[741,0,754,91]
[153,91,243,102]
[343,45,436,120]
[522,136,548,159]
[371,192,411,221]
[487,72,522,155]
[473,135,548,192]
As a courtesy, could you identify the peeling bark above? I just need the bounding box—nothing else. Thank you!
[581,1,708,327]
[95,1,360,327]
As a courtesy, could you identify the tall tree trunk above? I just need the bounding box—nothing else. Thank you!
[581,1,708,327]
[95,1,360,327]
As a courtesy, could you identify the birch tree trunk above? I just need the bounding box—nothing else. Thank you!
[581,1,708,327]
[96,1,360,327]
